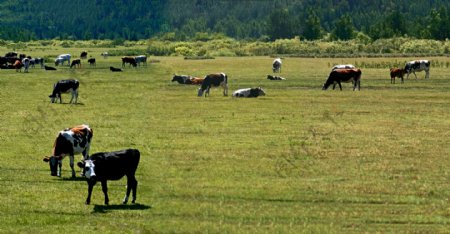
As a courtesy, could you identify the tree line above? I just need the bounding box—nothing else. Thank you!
[0,0,449,42]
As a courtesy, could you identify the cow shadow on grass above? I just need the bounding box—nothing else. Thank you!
[92,203,151,213]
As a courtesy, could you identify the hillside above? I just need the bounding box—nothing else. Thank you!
[0,0,449,41]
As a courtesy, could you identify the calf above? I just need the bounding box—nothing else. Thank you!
[390,67,405,84]
[110,66,122,72]
[77,149,140,205]
[49,79,79,103]
[87,58,96,67]
[197,73,228,97]
[43,124,93,177]
[267,75,285,80]
[322,68,361,91]
[232,87,266,98]
[272,58,282,73]
[70,59,81,68]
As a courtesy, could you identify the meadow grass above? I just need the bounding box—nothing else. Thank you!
[0,47,449,233]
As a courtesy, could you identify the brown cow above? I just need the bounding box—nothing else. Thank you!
[190,77,204,85]
[13,60,23,72]
[390,68,405,84]
[322,68,361,91]
[122,56,137,68]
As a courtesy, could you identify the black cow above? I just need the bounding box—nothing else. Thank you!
[44,65,57,71]
[110,66,122,72]
[80,51,88,59]
[77,149,140,205]
[49,79,79,103]
[87,58,96,67]
[70,59,81,68]
[197,73,228,97]
[322,68,361,91]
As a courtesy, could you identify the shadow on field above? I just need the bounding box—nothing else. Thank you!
[92,203,151,213]
[60,177,87,182]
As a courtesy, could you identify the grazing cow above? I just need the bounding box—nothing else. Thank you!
[110,66,122,72]
[272,58,282,73]
[49,79,79,103]
[77,149,140,205]
[135,55,147,66]
[232,87,266,98]
[22,58,30,72]
[44,65,57,71]
[122,56,137,67]
[30,57,44,68]
[101,52,109,59]
[172,75,193,84]
[80,51,88,59]
[332,64,355,70]
[267,75,285,80]
[12,60,23,72]
[197,73,228,97]
[43,124,93,177]
[322,68,361,91]
[405,60,430,79]
[87,58,96,67]
[70,59,81,68]
[390,68,406,84]
[55,54,71,66]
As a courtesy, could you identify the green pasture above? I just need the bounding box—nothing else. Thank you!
[0,48,449,233]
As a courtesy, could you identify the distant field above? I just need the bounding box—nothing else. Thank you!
[0,47,449,233]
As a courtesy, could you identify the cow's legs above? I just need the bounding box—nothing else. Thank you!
[123,175,138,204]
[413,71,418,80]
[223,83,229,96]
[425,70,430,79]
[69,155,76,178]
[101,180,109,205]
[57,160,62,177]
[86,181,95,205]
[338,82,343,91]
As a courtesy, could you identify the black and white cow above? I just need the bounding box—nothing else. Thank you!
[267,75,286,80]
[55,54,71,66]
[172,75,193,84]
[135,55,147,66]
[232,87,266,98]
[77,149,140,205]
[404,60,430,79]
[43,124,93,177]
[332,64,355,70]
[21,58,30,73]
[197,73,228,97]
[49,79,79,103]
[272,58,282,73]
[322,68,361,91]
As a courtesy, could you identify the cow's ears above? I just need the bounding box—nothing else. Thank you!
[77,162,85,168]
[43,157,50,162]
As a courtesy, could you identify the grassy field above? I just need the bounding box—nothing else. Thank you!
[0,46,449,233]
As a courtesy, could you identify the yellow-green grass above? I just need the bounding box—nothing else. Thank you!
[0,50,449,233]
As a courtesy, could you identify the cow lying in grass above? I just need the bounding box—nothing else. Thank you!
[232,87,266,98]
[110,66,122,72]
[77,149,140,205]
[172,75,204,85]
[267,75,285,80]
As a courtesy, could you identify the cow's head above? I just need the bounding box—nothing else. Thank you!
[77,160,96,179]
[43,155,63,176]
[257,87,266,96]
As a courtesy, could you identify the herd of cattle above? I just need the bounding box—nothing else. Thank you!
[0,50,432,205]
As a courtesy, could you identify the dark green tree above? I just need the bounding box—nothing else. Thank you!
[303,8,323,40]
[331,14,356,40]
[266,9,295,40]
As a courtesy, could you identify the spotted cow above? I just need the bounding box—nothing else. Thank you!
[49,79,79,104]
[43,124,93,177]
[197,73,228,97]
[405,60,430,79]
[232,87,266,98]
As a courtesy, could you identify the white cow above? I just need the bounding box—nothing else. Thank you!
[54,54,71,66]
[101,52,109,59]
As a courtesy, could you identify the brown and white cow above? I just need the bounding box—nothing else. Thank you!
[197,73,228,97]
[122,56,137,68]
[390,68,405,84]
[322,68,361,91]
[43,124,93,177]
